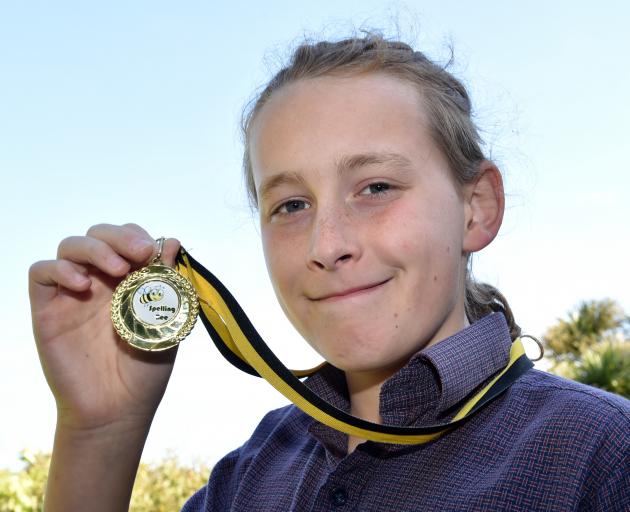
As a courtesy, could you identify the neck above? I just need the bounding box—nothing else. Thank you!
[345,368,394,423]
[344,366,398,454]
[344,308,470,454]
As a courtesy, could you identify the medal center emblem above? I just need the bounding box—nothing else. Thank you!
[132,280,180,326]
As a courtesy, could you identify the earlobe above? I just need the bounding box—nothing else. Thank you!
[462,162,505,253]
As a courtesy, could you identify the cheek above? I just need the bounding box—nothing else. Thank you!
[386,194,464,284]
[261,227,304,300]
[262,231,286,281]
[376,198,451,255]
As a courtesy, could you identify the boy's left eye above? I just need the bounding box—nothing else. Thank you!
[359,182,392,195]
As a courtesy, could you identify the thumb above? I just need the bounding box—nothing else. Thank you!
[160,238,182,268]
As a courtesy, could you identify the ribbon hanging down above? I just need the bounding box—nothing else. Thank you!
[175,248,533,445]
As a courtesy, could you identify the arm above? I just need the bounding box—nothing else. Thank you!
[583,456,630,512]
[29,223,180,511]
[45,421,151,511]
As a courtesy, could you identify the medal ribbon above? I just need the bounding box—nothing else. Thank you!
[175,249,533,444]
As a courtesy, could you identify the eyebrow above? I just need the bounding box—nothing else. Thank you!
[258,171,308,203]
[335,152,413,175]
[257,151,414,202]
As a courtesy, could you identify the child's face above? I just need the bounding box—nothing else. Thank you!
[250,73,470,374]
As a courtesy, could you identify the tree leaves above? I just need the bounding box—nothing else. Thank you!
[544,299,630,398]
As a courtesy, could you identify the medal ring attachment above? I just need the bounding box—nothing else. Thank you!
[111,239,199,351]
[154,236,165,262]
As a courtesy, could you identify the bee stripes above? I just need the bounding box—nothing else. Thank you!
[138,287,164,304]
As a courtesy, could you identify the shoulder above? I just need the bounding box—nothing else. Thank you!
[181,405,313,511]
[515,368,630,422]
[245,404,313,447]
[214,403,311,473]
[506,369,629,459]
[215,403,315,474]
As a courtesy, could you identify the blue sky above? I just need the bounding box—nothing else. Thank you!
[1,1,629,469]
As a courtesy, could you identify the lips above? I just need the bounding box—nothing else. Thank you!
[312,278,391,301]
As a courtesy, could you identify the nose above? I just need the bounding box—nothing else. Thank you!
[307,207,361,271]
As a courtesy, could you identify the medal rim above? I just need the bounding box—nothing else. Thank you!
[111,263,199,351]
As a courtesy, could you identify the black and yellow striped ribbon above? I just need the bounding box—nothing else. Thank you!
[175,249,533,445]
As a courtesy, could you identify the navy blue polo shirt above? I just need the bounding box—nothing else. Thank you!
[182,313,630,511]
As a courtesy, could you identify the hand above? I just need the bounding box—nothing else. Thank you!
[29,223,181,432]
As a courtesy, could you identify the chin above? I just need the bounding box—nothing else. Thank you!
[329,353,414,375]
[310,328,419,374]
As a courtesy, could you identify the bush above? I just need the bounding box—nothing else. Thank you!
[0,450,210,511]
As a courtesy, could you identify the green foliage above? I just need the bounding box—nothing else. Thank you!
[0,450,210,512]
[544,299,626,362]
[544,299,630,399]
[554,340,630,398]
[130,454,209,512]
[0,451,47,512]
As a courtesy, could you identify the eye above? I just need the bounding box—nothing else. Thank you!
[272,199,311,217]
[359,182,392,196]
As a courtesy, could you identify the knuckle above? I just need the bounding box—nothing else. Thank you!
[86,223,108,236]
[57,259,74,272]
[122,222,150,237]
[57,236,78,256]
[167,238,181,251]
[28,260,44,277]
[28,259,59,283]
[121,223,147,241]
[122,223,151,241]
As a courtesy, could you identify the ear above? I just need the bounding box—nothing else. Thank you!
[462,161,505,253]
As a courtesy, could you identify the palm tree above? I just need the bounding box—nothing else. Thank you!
[543,299,629,399]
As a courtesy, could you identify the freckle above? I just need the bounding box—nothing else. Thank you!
[433,275,438,282]
[395,324,399,329]
[394,313,398,318]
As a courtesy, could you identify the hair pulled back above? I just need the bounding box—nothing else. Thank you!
[241,33,521,340]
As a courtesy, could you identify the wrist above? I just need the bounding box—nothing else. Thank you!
[54,413,154,446]
[55,402,157,436]
[45,418,153,511]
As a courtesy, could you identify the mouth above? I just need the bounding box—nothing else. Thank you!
[312,278,392,302]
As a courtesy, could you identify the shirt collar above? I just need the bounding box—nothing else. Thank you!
[379,312,512,425]
[304,312,512,455]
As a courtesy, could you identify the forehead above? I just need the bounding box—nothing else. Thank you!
[249,73,435,187]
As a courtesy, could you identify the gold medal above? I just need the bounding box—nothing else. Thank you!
[111,238,199,351]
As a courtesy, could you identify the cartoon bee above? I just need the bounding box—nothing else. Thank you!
[138,285,164,304]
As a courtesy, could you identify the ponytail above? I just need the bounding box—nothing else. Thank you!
[465,274,521,341]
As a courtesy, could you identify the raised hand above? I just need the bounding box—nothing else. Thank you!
[29,223,180,432]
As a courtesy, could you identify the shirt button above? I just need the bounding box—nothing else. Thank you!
[329,487,348,507]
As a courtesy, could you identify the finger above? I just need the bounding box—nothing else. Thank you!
[85,223,155,264]
[29,260,91,303]
[58,236,131,277]
[160,238,181,267]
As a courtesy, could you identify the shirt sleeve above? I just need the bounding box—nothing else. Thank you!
[180,405,297,511]
[180,448,243,512]
[582,455,630,512]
